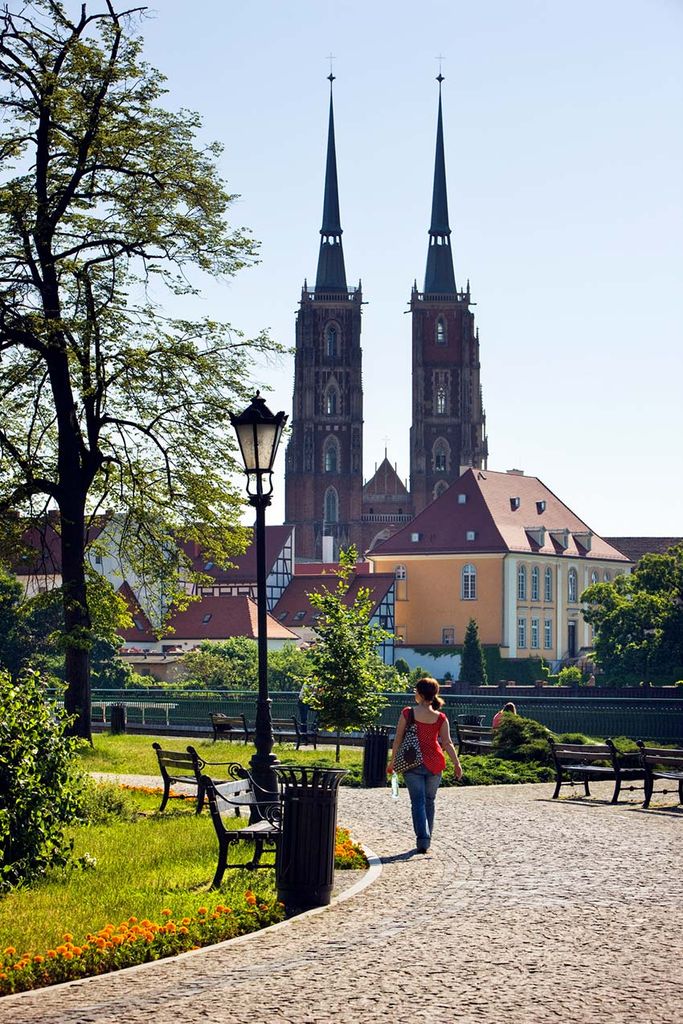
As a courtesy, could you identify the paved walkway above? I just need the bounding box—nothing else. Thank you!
[1,779,681,1024]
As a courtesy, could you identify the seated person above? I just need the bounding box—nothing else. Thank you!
[492,701,516,729]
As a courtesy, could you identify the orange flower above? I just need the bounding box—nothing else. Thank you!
[33,955,44,964]
[245,892,257,906]
[178,927,189,935]
[128,916,138,924]
[181,917,191,926]
[55,945,67,955]
[3,948,15,957]
[197,907,207,915]
[47,950,57,959]
[64,951,73,960]
[63,933,73,942]
[161,909,172,917]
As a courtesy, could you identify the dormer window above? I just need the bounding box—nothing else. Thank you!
[536,500,546,514]
[510,497,520,511]
[202,613,212,623]
[435,318,446,344]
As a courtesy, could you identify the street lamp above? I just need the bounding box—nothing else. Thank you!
[230,392,288,800]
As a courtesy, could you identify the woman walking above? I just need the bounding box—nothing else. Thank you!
[387,677,462,853]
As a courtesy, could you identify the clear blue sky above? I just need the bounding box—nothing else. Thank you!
[136,1,681,535]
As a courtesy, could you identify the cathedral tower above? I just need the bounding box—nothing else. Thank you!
[284,78,364,560]
[409,77,488,516]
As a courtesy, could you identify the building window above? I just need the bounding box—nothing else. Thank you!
[324,438,338,473]
[326,325,337,357]
[325,388,338,415]
[435,387,446,414]
[518,617,527,648]
[531,618,539,649]
[436,318,446,344]
[324,487,338,523]
[544,566,553,602]
[603,570,611,582]
[568,568,578,603]
[433,481,448,500]
[531,566,539,601]
[462,563,477,600]
[442,627,455,645]
[544,618,552,649]
[395,565,406,580]
[433,437,449,473]
[590,570,598,585]
[517,564,527,601]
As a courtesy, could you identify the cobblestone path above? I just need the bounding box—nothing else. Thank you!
[1,780,680,1024]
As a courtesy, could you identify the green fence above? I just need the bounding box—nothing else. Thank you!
[77,689,683,744]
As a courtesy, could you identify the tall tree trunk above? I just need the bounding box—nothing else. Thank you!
[60,496,92,742]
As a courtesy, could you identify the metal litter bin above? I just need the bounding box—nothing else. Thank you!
[110,703,126,734]
[362,725,391,787]
[274,766,346,914]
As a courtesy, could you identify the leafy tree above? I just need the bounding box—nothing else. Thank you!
[394,657,411,677]
[582,545,683,683]
[177,637,259,691]
[459,618,488,684]
[0,668,84,889]
[557,665,582,686]
[267,643,313,692]
[302,547,390,761]
[0,3,280,738]
[0,564,30,675]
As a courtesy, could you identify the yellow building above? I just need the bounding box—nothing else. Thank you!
[367,468,631,663]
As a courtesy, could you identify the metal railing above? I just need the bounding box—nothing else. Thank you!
[55,689,683,744]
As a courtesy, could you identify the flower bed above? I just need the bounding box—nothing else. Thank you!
[0,894,282,996]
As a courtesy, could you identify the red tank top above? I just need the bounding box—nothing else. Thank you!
[402,707,447,773]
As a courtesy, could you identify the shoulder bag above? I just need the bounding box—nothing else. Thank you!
[393,708,424,773]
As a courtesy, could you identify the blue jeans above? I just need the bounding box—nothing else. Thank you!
[404,765,442,849]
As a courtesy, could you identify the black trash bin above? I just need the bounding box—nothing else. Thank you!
[362,726,391,787]
[274,766,346,914]
[110,703,126,734]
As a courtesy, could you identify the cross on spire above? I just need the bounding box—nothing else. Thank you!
[327,53,335,83]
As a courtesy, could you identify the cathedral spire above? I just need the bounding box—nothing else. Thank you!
[424,75,457,296]
[315,74,347,293]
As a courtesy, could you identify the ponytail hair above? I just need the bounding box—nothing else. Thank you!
[415,676,444,710]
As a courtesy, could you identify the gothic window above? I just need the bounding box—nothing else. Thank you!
[518,564,527,601]
[462,563,477,600]
[435,318,446,344]
[531,566,540,601]
[544,566,553,602]
[323,437,339,473]
[324,487,338,523]
[432,437,449,473]
[325,386,338,416]
[590,570,598,585]
[603,570,611,582]
[435,386,446,415]
[433,481,448,500]
[326,325,337,358]
[568,568,578,603]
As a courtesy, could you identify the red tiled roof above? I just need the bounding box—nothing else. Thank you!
[603,537,683,563]
[294,561,371,575]
[163,595,297,641]
[273,573,394,628]
[180,525,292,583]
[370,468,630,562]
[117,582,156,642]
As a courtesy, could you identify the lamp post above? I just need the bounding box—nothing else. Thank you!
[229,392,288,800]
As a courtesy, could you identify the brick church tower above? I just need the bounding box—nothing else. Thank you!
[284,77,364,561]
[409,77,488,515]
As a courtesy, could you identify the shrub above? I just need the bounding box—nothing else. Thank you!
[558,666,582,686]
[446,755,553,786]
[394,658,410,677]
[492,713,554,765]
[77,779,139,825]
[0,669,84,889]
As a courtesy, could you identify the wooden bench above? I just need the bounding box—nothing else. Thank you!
[549,738,645,804]
[455,724,494,756]
[201,774,282,889]
[152,743,246,814]
[637,742,683,808]
[210,714,250,743]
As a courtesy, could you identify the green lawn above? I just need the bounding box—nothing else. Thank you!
[77,732,365,780]
[0,789,276,955]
